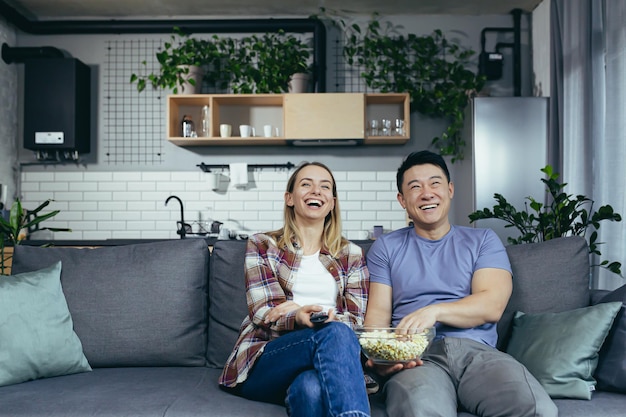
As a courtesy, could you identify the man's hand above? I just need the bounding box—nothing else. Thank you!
[364,357,423,377]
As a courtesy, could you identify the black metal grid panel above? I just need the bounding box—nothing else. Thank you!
[330,35,370,93]
[104,38,165,165]
[102,33,352,166]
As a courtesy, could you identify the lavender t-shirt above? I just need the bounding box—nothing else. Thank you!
[366,225,511,347]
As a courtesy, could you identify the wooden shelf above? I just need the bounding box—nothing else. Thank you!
[166,93,410,146]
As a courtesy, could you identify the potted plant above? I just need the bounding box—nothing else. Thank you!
[317,10,485,162]
[221,30,312,94]
[0,199,71,275]
[468,165,622,276]
[130,27,222,94]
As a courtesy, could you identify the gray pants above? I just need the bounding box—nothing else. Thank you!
[383,337,558,417]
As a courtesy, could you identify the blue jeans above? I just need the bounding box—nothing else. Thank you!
[238,322,370,417]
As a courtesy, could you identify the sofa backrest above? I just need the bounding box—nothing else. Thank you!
[206,237,593,364]
[497,236,591,350]
[11,239,210,368]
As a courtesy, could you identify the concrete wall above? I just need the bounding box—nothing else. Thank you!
[0,14,17,207]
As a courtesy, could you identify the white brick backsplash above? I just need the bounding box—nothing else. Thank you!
[40,182,69,192]
[70,201,98,211]
[20,170,413,240]
[84,172,113,181]
[70,182,98,192]
[23,172,54,182]
[127,181,156,191]
[362,181,391,191]
[347,171,377,181]
[83,210,112,221]
[112,211,141,221]
[113,172,142,181]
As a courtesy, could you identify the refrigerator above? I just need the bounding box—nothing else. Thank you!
[450,97,550,244]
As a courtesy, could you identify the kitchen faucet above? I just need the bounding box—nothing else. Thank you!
[165,195,190,239]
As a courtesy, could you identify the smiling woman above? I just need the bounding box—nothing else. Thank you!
[218,161,372,417]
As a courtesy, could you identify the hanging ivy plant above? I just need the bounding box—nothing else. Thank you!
[319,11,485,162]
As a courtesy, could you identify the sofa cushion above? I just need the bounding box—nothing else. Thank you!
[0,262,91,387]
[594,284,626,393]
[206,240,248,368]
[0,367,286,417]
[11,239,209,367]
[506,302,622,399]
[498,236,591,350]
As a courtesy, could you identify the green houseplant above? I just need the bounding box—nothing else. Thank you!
[468,165,622,276]
[220,30,312,94]
[319,10,485,162]
[0,199,71,275]
[130,27,222,94]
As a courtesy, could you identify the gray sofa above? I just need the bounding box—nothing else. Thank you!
[1,236,624,416]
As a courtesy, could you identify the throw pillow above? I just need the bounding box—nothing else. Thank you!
[506,301,622,399]
[594,284,626,393]
[0,261,91,387]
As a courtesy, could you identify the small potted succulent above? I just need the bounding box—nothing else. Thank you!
[130,27,221,94]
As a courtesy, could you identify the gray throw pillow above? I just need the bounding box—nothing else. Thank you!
[0,262,91,387]
[594,284,626,393]
[498,236,591,351]
[506,301,622,399]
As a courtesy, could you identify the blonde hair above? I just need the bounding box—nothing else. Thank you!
[268,162,347,257]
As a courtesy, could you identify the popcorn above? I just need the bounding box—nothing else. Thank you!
[358,329,430,362]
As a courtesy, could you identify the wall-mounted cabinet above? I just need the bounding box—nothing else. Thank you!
[166,93,409,146]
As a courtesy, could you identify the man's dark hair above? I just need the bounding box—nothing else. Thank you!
[396,150,451,193]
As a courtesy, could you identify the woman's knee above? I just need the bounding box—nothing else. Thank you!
[287,370,324,416]
[318,322,359,350]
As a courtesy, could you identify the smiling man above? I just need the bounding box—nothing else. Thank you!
[364,151,557,417]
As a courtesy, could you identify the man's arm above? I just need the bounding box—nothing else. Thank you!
[397,268,512,330]
[364,282,394,327]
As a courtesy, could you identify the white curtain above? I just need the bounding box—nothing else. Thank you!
[553,0,626,289]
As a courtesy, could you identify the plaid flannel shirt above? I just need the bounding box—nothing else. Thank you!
[219,233,369,387]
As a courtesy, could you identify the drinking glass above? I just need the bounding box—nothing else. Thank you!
[368,119,380,136]
[381,119,392,136]
[394,118,405,136]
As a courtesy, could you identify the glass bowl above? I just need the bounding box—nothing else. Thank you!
[355,326,435,365]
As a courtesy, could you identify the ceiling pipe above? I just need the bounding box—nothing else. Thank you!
[1,43,65,64]
[0,0,327,91]
[479,8,524,96]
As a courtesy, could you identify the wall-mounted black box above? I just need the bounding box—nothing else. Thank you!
[23,57,91,154]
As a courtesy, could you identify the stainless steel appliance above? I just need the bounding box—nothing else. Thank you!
[451,97,550,244]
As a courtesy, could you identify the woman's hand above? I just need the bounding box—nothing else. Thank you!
[264,301,301,324]
[295,305,336,328]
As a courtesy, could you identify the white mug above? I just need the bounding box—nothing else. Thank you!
[263,124,275,138]
[220,124,232,138]
[239,125,255,138]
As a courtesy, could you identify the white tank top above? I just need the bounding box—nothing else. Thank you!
[292,251,338,311]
